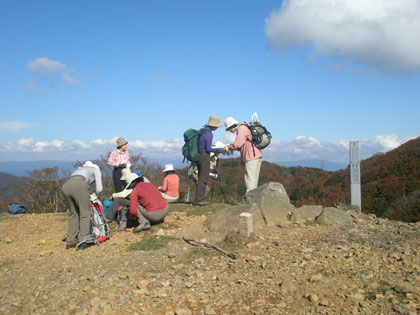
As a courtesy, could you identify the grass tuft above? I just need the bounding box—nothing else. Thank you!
[128,235,178,251]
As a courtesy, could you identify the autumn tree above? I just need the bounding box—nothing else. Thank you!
[20,167,65,213]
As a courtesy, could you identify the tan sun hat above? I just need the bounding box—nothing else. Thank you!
[224,117,239,131]
[207,115,223,128]
[116,137,128,148]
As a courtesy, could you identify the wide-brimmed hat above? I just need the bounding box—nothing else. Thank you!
[162,164,175,172]
[125,173,139,189]
[224,117,239,131]
[83,161,99,170]
[116,137,128,148]
[207,115,223,128]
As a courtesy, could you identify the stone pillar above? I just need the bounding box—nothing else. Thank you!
[239,212,253,237]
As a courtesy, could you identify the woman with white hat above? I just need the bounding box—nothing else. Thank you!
[224,116,262,193]
[62,161,103,250]
[159,164,179,203]
[107,137,131,193]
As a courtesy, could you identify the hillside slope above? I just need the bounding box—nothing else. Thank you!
[1,206,419,314]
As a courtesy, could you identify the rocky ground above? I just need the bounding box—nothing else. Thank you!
[1,203,420,315]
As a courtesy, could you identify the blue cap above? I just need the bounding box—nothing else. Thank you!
[133,170,143,177]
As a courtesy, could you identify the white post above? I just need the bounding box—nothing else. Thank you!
[349,141,361,210]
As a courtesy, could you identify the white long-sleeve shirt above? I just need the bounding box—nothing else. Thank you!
[71,166,103,194]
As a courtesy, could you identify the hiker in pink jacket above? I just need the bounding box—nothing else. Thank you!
[224,117,262,193]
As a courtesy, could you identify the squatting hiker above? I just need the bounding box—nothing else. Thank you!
[191,115,225,205]
[127,173,169,233]
[224,116,262,193]
[159,164,179,203]
[108,137,131,193]
[62,161,103,250]
[106,170,151,231]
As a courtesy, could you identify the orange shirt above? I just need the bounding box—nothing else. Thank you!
[160,174,179,198]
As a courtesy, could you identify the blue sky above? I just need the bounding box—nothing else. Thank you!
[1,0,420,165]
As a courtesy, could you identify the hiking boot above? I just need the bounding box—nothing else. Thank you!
[116,221,127,232]
[77,243,91,250]
[133,221,151,233]
[65,240,78,249]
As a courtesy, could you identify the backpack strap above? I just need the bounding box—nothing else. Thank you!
[243,123,256,157]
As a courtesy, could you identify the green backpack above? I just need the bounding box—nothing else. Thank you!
[182,127,210,162]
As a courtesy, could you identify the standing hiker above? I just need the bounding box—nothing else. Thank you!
[127,173,169,233]
[191,115,224,205]
[108,137,131,193]
[62,161,103,250]
[159,164,179,203]
[224,116,262,193]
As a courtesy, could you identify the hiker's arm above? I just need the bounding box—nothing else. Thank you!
[204,132,222,153]
[230,125,247,150]
[129,189,139,218]
[94,169,103,194]
[107,150,119,167]
[160,177,168,192]
[112,188,132,199]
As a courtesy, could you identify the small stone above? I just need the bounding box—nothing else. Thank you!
[310,274,323,282]
[175,308,192,315]
[5,237,13,244]
[204,305,217,315]
[309,294,319,303]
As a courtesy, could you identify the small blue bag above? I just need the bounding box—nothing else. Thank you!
[8,204,27,214]
[102,198,113,216]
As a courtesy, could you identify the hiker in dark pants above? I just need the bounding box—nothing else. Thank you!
[191,115,224,206]
[108,137,130,193]
[62,161,102,250]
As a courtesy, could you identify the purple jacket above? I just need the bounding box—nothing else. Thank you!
[198,126,220,154]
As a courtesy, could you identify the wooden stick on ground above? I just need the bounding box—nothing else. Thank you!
[182,237,237,260]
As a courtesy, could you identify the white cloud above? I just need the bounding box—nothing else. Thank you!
[265,0,420,71]
[27,57,68,72]
[0,134,413,166]
[17,137,35,147]
[0,121,32,133]
[26,57,81,91]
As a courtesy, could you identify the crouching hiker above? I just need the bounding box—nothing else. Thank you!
[106,170,149,231]
[159,164,179,203]
[127,173,168,233]
[62,161,102,250]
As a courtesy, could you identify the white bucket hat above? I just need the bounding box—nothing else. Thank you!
[83,161,99,170]
[162,164,175,172]
[125,173,139,189]
[224,117,239,131]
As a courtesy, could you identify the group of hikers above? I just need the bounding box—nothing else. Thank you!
[62,115,264,250]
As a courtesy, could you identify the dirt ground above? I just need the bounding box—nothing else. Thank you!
[1,203,420,314]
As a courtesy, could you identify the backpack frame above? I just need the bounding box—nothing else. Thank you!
[76,199,110,249]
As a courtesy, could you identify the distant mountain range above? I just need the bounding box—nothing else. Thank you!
[276,159,347,171]
[0,158,346,177]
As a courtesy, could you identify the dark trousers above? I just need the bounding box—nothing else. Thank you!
[192,152,210,202]
[106,198,131,221]
[112,167,125,193]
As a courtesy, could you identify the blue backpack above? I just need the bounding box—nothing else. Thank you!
[8,204,27,214]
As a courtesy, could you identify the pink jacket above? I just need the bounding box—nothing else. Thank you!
[229,123,262,164]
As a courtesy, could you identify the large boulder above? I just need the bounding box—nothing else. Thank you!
[245,182,294,225]
[290,205,324,223]
[205,203,265,233]
[205,182,294,233]
[315,207,353,225]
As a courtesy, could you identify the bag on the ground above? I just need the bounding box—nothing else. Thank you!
[246,121,272,150]
[102,198,113,216]
[76,199,110,249]
[182,127,210,162]
[8,203,27,214]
